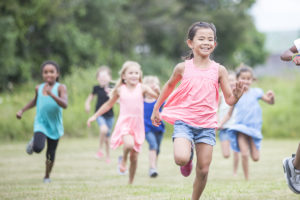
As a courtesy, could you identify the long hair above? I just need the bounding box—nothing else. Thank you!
[110,61,143,97]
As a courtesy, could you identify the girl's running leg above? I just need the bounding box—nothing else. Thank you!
[129,149,138,184]
[121,134,134,170]
[221,140,230,158]
[192,143,213,200]
[249,138,259,161]
[173,138,192,166]
[238,133,250,180]
[233,152,239,176]
[294,143,300,170]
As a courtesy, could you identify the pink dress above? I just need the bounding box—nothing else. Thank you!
[161,59,219,128]
[110,83,145,152]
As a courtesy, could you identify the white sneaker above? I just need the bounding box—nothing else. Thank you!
[149,168,158,178]
[43,178,51,183]
[26,137,34,155]
[283,157,300,194]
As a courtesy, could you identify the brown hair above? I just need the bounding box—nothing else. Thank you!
[236,63,254,79]
[183,22,217,60]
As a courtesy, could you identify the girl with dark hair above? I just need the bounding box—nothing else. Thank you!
[16,60,68,183]
[151,21,247,200]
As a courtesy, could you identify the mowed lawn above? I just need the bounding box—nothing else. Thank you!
[0,137,299,200]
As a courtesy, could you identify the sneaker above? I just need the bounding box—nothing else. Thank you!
[117,156,127,175]
[95,150,104,159]
[180,144,194,177]
[283,157,300,194]
[43,178,51,183]
[149,168,158,178]
[26,137,34,155]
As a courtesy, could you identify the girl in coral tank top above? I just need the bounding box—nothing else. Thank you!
[151,22,247,200]
[87,61,159,184]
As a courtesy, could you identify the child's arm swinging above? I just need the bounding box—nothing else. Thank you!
[151,63,184,126]
[16,85,39,119]
[85,93,95,113]
[261,90,275,105]
[45,84,68,109]
[87,89,119,127]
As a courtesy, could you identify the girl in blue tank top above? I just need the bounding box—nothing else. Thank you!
[16,60,68,183]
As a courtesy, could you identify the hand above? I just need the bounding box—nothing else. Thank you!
[233,80,248,100]
[266,90,275,103]
[151,109,161,127]
[44,83,52,95]
[293,55,300,65]
[87,115,97,127]
[16,110,23,119]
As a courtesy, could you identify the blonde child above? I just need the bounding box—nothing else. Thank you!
[87,61,159,184]
[228,65,275,180]
[143,76,165,178]
[217,71,240,176]
[151,21,246,200]
[85,66,114,163]
[16,60,68,183]
[281,38,300,194]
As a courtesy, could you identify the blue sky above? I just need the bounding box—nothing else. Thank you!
[250,0,300,32]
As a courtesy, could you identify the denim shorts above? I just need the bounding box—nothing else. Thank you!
[218,128,233,142]
[145,131,164,155]
[173,120,216,146]
[96,116,114,137]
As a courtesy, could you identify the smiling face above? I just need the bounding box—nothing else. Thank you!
[42,64,59,84]
[237,71,253,89]
[122,65,141,86]
[187,27,216,57]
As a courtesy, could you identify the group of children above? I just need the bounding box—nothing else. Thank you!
[15,21,299,199]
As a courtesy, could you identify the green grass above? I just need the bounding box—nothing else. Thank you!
[0,138,299,200]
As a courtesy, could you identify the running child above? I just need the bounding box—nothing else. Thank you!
[228,65,275,180]
[217,71,240,176]
[85,66,114,163]
[281,38,300,194]
[143,75,165,178]
[87,61,159,184]
[151,21,247,200]
[16,60,68,183]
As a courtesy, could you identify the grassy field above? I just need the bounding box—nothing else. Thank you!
[0,137,299,200]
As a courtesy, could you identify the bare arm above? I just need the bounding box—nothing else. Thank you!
[219,65,247,106]
[46,83,68,109]
[261,90,275,105]
[85,94,95,113]
[151,62,184,126]
[16,85,39,119]
[218,106,234,129]
[142,84,160,99]
[87,89,119,127]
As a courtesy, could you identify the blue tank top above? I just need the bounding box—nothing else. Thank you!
[34,82,64,139]
[144,100,165,133]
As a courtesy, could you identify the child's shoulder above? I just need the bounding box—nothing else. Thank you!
[174,62,185,74]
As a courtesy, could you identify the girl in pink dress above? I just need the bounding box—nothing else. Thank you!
[87,61,159,184]
[151,22,247,200]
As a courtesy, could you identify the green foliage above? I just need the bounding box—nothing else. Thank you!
[0,0,267,90]
[1,67,300,141]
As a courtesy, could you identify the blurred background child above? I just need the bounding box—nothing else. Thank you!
[229,65,275,180]
[87,61,159,184]
[85,66,114,163]
[217,71,239,176]
[143,75,165,178]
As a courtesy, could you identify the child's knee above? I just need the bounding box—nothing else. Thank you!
[195,165,210,178]
[33,145,43,153]
[174,155,190,166]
